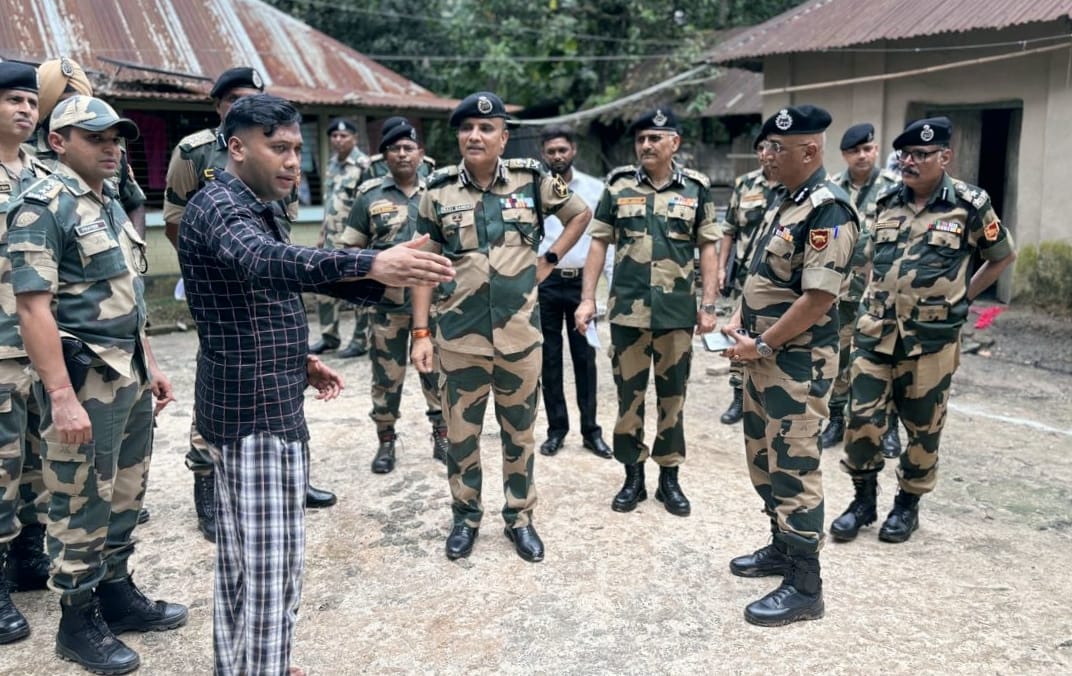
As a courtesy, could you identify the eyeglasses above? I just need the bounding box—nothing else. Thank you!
[764,140,809,154]
[635,133,676,145]
[897,148,943,163]
[385,143,420,154]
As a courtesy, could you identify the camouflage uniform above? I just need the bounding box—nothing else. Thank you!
[590,165,720,466]
[359,154,435,185]
[4,164,152,595]
[416,158,586,528]
[337,175,442,436]
[720,168,779,391]
[825,166,900,416]
[315,147,371,351]
[740,168,858,554]
[843,174,1014,494]
[0,151,51,548]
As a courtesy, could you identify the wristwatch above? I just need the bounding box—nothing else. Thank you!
[699,303,718,315]
[755,334,774,358]
[543,251,559,265]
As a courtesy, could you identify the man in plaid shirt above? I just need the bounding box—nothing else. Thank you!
[178,94,453,676]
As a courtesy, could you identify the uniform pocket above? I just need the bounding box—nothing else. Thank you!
[762,234,796,282]
[442,210,479,252]
[76,231,128,280]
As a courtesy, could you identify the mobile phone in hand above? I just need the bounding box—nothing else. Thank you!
[702,331,737,353]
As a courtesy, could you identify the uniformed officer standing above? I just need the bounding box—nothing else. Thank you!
[337,117,447,473]
[309,117,372,358]
[358,116,437,184]
[820,122,902,453]
[411,92,592,563]
[575,108,721,519]
[163,67,335,542]
[830,117,1016,544]
[0,60,51,645]
[717,133,780,426]
[6,96,187,674]
[722,105,858,626]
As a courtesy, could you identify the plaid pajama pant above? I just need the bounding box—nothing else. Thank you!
[211,433,308,676]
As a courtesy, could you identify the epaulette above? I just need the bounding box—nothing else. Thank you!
[879,168,901,183]
[809,185,837,208]
[423,156,437,169]
[426,165,460,189]
[604,165,637,184]
[367,153,384,165]
[680,167,711,188]
[22,176,66,205]
[357,177,384,194]
[27,155,52,177]
[953,180,990,210]
[504,157,545,176]
[178,128,217,153]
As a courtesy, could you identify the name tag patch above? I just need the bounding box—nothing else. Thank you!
[439,203,474,215]
[370,204,399,216]
[617,196,646,206]
[75,220,107,237]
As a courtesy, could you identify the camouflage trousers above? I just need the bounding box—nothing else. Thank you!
[369,311,441,432]
[436,345,540,529]
[0,357,44,544]
[609,326,692,466]
[37,363,153,595]
[842,339,960,495]
[317,297,370,348]
[827,298,860,414]
[741,358,829,555]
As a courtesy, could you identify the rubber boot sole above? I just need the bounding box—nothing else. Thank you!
[654,488,691,516]
[56,644,140,675]
[611,488,647,513]
[744,598,825,627]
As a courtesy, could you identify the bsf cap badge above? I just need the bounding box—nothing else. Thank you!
[477,96,493,114]
[409,128,417,140]
[775,109,793,131]
[60,56,74,77]
[653,109,668,127]
[920,124,934,142]
[251,69,264,89]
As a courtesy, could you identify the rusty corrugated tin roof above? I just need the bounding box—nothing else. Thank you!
[0,0,457,111]
[705,0,1072,68]
[702,68,762,117]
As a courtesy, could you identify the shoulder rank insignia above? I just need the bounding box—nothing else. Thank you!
[426,165,460,189]
[550,174,569,199]
[357,177,384,194]
[605,165,637,184]
[23,177,65,205]
[809,185,835,208]
[680,167,710,188]
[203,167,217,182]
[179,128,217,153]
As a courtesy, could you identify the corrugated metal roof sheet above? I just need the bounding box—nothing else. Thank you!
[705,0,1072,67]
[0,0,456,111]
[703,68,763,116]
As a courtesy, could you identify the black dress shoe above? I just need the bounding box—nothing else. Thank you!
[582,435,613,458]
[503,525,544,563]
[305,485,337,509]
[337,342,368,359]
[539,434,565,456]
[445,525,478,560]
[308,337,340,355]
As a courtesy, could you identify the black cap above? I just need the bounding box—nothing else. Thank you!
[840,122,875,151]
[0,61,38,94]
[210,67,265,99]
[326,118,357,136]
[892,116,952,150]
[761,105,832,138]
[753,130,767,151]
[378,118,419,153]
[627,107,680,136]
[449,91,510,127]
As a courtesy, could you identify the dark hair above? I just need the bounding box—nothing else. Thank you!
[222,93,302,141]
[540,125,575,146]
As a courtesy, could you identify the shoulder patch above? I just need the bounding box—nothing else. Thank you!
[179,128,217,153]
[605,165,638,184]
[426,165,460,189]
[809,185,836,208]
[357,177,384,194]
[680,167,710,188]
[504,157,545,176]
[22,176,66,205]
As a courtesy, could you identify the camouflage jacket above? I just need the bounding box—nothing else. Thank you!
[855,173,1014,358]
[338,174,425,311]
[720,167,779,288]
[360,154,435,185]
[741,167,859,381]
[27,129,146,215]
[416,158,586,356]
[589,164,721,330]
[0,151,52,358]
[164,127,298,227]
[828,166,901,301]
[4,164,148,378]
[320,148,369,249]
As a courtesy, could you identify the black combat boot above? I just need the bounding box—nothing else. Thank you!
[431,421,449,464]
[829,472,878,541]
[611,463,646,512]
[9,523,50,591]
[0,547,30,645]
[56,593,140,675]
[819,411,845,449]
[879,489,920,543]
[655,466,691,516]
[881,416,903,458]
[720,387,744,425]
[371,429,396,474]
[96,575,188,634]
[194,472,216,543]
[730,520,790,577]
[744,553,824,627]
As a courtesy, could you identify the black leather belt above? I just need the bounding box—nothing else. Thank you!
[552,268,581,279]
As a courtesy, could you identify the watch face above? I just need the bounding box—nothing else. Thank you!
[545,252,559,264]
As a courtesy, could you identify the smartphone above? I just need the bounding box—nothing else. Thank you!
[702,331,737,353]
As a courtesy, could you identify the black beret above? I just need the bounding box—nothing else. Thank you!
[892,116,952,150]
[326,118,357,136]
[449,92,510,127]
[753,130,767,151]
[210,67,265,99]
[0,61,38,94]
[378,118,419,153]
[761,105,832,137]
[627,107,680,136]
[840,122,875,151]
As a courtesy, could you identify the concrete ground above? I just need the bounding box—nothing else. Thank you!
[4,306,1071,675]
